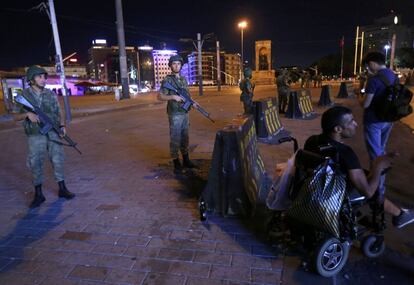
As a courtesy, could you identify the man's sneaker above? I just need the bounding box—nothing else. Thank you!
[392,208,414,229]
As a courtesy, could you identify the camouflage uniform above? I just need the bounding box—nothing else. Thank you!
[160,74,190,159]
[276,73,290,113]
[240,68,255,114]
[21,87,65,186]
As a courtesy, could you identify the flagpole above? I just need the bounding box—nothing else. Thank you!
[340,36,345,80]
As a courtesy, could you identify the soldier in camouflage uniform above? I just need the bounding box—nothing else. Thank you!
[239,67,255,114]
[276,70,290,113]
[158,55,198,174]
[14,65,75,208]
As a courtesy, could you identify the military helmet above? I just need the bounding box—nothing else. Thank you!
[26,65,48,82]
[243,67,253,78]
[168,55,184,67]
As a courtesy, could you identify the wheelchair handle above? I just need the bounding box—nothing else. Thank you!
[278,136,298,152]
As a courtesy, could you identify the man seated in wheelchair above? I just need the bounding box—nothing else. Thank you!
[302,106,414,230]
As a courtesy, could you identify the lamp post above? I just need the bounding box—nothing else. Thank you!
[384,44,390,65]
[238,21,247,79]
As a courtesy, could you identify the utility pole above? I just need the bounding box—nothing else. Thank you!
[47,0,72,122]
[136,50,141,92]
[115,0,129,99]
[216,41,221,92]
[359,31,365,74]
[197,33,203,96]
[353,26,359,76]
[340,36,344,80]
[390,33,397,70]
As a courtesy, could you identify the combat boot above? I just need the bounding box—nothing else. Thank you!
[58,181,76,199]
[30,184,46,208]
[182,153,196,168]
[173,158,183,174]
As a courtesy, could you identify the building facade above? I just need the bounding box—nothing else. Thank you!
[153,49,177,89]
[87,39,138,85]
[223,53,241,85]
[361,13,413,52]
[186,51,216,85]
[137,46,155,89]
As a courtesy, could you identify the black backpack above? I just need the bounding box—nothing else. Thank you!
[375,73,413,122]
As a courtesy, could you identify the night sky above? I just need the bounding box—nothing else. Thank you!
[1,0,412,69]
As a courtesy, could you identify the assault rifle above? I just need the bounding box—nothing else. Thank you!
[162,81,215,123]
[15,94,82,155]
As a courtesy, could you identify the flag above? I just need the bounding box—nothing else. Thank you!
[340,36,345,48]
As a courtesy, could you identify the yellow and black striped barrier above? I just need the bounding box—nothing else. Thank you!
[201,116,271,217]
[286,89,317,119]
[254,97,290,144]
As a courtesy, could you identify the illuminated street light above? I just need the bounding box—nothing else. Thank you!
[238,20,247,79]
[384,44,390,64]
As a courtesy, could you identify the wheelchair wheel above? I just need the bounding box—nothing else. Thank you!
[361,235,385,258]
[314,237,349,277]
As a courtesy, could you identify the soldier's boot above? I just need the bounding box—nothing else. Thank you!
[30,185,46,208]
[173,158,183,174]
[182,153,196,168]
[58,181,76,199]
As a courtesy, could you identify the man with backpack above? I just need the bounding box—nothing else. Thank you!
[359,51,412,199]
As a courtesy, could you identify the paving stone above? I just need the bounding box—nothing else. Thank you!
[132,258,172,273]
[186,277,228,285]
[34,261,76,278]
[194,251,232,265]
[95,204,120,211]
[104,268,146,284]
[1,259,41,274]
[96,254,135,269]
[209,265,251,283]
[157,248,195,261]
[68,265,110,281]
[0,271,45,285]
[40,277,80,285]
[123,245,160,258]
[231,254,283,270]
[141,272,185,285]
[168,261,210,277]
[251,268,282,284]
[91,243,127,255]
[60,231,92,242]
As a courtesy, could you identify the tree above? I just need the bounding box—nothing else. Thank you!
[312,48,354,77]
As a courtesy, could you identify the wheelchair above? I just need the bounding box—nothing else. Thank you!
[268,137,386,277]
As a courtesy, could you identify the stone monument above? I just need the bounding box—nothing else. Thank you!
[252,40,275,85]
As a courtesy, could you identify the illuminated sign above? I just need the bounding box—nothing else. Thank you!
[93,39,107,45]
[138,46,153,51]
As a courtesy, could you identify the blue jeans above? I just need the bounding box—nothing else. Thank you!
[364,121,393,196]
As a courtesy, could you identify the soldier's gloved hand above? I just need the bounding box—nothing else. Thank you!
[27,112,40,123]
[173,95,183,102]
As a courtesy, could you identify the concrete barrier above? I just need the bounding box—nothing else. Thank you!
[254,97,290,144]
[285,89,317,120]
[337,82,355,98]
[201,116,271,217]
[318,85,334,107]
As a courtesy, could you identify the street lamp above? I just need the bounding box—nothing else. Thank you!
[384,44,390,65]
[238,20,247,78]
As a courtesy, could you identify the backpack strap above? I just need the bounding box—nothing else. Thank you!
[376,71,399,88]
